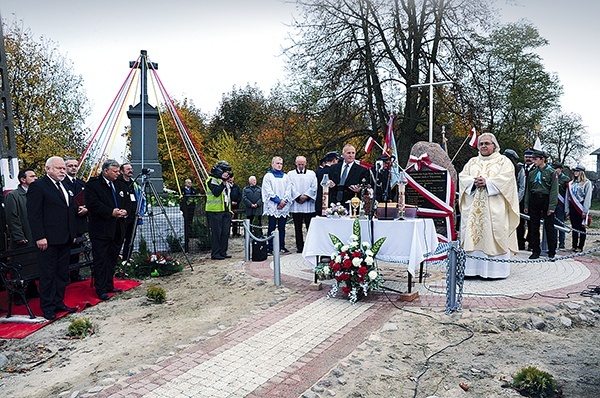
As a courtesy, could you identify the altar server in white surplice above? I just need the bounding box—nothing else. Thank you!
[459,132,520,278]
[288,156,318,253]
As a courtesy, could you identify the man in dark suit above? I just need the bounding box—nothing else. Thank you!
[63,156,89,282]
[85,159,129,300]
[27,156,78,320]
[329,144,369,208]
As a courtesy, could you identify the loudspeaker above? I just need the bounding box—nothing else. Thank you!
[252,240,268,262]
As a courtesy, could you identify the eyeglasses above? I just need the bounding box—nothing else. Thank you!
[479,141,493,146]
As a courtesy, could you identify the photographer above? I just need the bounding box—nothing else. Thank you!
[205,160,233,260]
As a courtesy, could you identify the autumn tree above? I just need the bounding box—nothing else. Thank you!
[157,98,207,193]
[3,19,90,173]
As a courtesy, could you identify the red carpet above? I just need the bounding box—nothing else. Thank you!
[0,278,141,339]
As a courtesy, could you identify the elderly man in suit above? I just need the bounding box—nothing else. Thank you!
[27,156,78,320]
[85,159,129,300]
[329,144,368,208]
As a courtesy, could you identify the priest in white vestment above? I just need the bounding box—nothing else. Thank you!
[459,133,520,278]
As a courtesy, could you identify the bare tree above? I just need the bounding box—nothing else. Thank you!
[542,111,589,167]
[285,0,496,162]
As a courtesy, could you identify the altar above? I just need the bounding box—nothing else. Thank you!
[302,217,438,276]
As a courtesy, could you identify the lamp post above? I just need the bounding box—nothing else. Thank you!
[410,63,453,142]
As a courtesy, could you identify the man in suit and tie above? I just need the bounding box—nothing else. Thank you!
[63,156,89,282]
[329,144,368,208]
[27,156,78,320]
[85,159,129,300]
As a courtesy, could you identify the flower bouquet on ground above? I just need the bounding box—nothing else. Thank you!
[119,238,183,279]
[326,202,349,217]
[314,218,386,304]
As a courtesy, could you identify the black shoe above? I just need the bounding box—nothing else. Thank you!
[280,248,290,254]
[44,312,56,320]
[211,256,225,260]
[56,304,77,313]
[223,254,232,258]
[70,276,87,283]
[529,253,540,260]
[98,293,110,300]
[108,288,123,293]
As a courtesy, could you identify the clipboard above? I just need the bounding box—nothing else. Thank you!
[74,190,86,206]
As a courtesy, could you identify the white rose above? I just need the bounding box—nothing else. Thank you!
[335,255,342,263]
[368,270,378,279]
[365,249,374,257]
[352,257,362,267]
[341,245,349,252]
[349,234,358,241]
[323,266,331,274]
[331,252,338,258]
[365,256,374,265]
[362,241,371,249]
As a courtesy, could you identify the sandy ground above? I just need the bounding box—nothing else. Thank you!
[0,227,599,398]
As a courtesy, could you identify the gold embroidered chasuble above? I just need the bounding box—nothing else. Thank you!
[459,151,520,256]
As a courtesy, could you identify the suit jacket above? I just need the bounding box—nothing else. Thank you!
[63,176,88,234]
[329,161,369,205]
[85,176,129,240]
[4,185,33,244]
[27,176,77,246]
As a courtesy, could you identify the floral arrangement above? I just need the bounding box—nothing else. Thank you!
[119,238,183,279]
[315,219,386,303]
[326,202,349,217]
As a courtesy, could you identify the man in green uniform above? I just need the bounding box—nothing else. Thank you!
[524,150,558,259]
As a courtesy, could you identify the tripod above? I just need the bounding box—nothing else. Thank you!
[128,172,193,271]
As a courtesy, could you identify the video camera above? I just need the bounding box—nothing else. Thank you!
[210,160,232,180]
[141,168,154,175]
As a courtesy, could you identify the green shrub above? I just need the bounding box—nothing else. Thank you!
[68,318,94,338]
[512,366,557,398]
[147,286,167,303]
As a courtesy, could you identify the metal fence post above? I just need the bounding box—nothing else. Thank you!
[446,241,458,312]
[273,229,281,286]
[244,219,250,262]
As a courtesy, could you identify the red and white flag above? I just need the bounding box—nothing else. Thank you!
[364,136,375,154]
[468,127,478,148]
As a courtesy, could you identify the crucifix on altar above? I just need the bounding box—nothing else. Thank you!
[410,63,453,142]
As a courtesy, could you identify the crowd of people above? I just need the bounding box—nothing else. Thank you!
[0,157,147,320]
[459,132,594,279]
[4,141,591,316]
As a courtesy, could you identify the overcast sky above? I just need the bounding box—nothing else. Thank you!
[1,0,599,167]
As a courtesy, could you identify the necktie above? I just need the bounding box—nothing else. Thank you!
[56,181,68,203]
[340,164,349,185]
[109,181,118,207]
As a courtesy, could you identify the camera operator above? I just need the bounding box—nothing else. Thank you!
[205,160,233,260]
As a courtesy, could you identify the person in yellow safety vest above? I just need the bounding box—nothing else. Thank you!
[205,160,233,260]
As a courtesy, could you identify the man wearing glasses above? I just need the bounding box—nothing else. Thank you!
[458,133,520,278]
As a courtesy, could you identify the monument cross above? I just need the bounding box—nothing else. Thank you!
[410,63,453,143]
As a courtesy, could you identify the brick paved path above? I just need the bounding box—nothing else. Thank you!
[96,250,600,397]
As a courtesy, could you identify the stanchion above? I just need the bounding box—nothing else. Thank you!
[244,219,251,262]
[446,241,458,312]
[273,229,281,286]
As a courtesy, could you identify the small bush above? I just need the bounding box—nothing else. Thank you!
[512,366,557,398]
[147,286,167,303]
[68,318,94,338]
